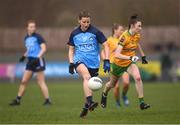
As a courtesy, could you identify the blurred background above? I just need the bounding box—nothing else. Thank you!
[0,0,180,82]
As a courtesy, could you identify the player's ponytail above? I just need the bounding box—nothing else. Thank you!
[128,14,140,29]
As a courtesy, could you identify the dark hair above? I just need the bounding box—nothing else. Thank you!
[128,14,141,29]
[112,23,121,35]
[27,20,36,26]
[78,10,91,20]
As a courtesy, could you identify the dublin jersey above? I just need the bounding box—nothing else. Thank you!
[24,33,45,58]
[68,25,107,68]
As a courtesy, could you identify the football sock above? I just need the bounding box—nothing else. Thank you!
[139,97,144,104]
[84,103,89,108]
[116,98,120,102]
[116,99,120,105]
[122,91,126,97]
[45,98,51,102]
[16,96,21,101]
[103,92,108,97]
[86,96,93,104]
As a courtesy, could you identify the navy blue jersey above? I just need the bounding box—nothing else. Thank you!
[67,25,107,68]
[24,33,45,58]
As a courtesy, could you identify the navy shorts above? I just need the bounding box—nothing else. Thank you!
[26,57,46,72]
[74,62,99,77]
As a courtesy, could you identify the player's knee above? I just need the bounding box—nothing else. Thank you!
[106,82,115,88]
[21,80,28,85]
[37,81,46,86]
[83,75,91,81]
[37,81,42,85]
[135,76,141,82]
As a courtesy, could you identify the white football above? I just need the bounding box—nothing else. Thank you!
[88,77,103,91]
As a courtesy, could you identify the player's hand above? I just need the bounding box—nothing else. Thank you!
[69,63,75,74]
[103,59,110,73]
[130,56,139,62]
[142,56,148,64]
[19,56,26,62]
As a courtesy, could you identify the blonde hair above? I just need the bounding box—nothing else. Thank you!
[112,23,123,35]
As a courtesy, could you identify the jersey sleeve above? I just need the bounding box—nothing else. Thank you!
[96,30,107,44]
[67,32,75,46]
[37,34,46,45]
[118,35,126,46]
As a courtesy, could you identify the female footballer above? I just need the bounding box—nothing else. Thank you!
[9,20,51,106]
[67,10,110,118]
[101,14,150,110]
[101,24,130,107]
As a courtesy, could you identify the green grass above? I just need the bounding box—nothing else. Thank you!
[0,80,180,124]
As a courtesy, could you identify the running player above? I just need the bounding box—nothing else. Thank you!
[67,10,110,118]
[101,14,150,110]
[101,24,130,107]
[9,20,51,106]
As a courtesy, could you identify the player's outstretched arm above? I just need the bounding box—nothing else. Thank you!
[137,43,145,57]
[68,46,74,63]
[115,45,139,62]
[102,42,110,73]
[138,43,148,64]
[68,46,75,74]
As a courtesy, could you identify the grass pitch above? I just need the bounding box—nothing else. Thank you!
[0,80,180,124]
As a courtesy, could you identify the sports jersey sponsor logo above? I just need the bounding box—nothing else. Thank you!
[78,43,96,51]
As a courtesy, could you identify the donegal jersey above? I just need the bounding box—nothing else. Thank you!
[107,36,119,63]
[67,25,107,69]
[24,33,45,58]
[114,30,140,67]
